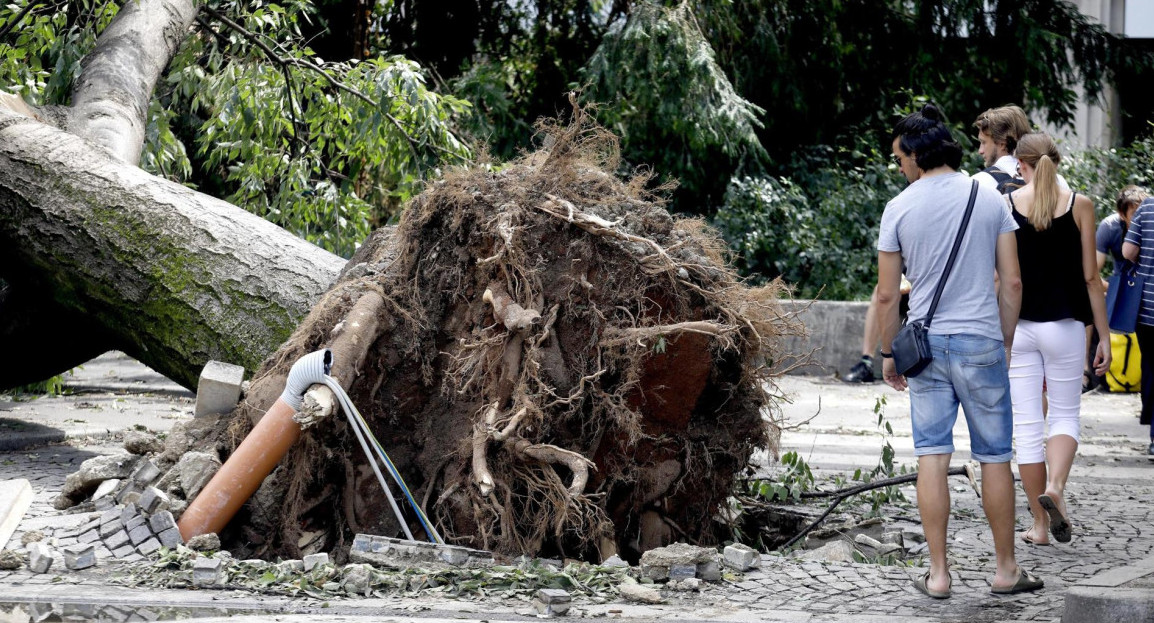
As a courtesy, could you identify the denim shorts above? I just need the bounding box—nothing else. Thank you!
[906,333,1013,463]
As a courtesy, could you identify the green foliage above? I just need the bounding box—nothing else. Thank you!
[7,374,66,400]
[1063,127,1154,223]
[851,396,909,515]
[714,142,907,299]
[0,0,120,104]
[584,1,768,213]
[0,0,471,258]
[749,450,815,503]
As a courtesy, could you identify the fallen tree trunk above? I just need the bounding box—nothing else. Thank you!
[0,108,345,389]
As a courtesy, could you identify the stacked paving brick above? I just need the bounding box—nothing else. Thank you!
[74,459,184,561]
[348,534,494,568]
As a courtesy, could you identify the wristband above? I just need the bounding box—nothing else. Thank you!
[879,351,894,359]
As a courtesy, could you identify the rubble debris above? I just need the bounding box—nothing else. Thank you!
[26,541,52,573]
[123,430,165,455]
[63,543,96,570]
[668,577,702,591]
[0,549,23,570]
[91,479,120,503]
[187,533,220,551]
[19,530,44,546]
[195,360,245,418]
[340,563,372,596]
[639,542,718,581]
[349,533,494,569]
[174,452,220,500]
[797,540,855,563]
[618,582,664,604]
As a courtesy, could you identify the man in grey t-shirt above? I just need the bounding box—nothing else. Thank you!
[876,105,1041,597]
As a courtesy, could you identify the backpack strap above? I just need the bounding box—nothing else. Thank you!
[982,166,1024,194]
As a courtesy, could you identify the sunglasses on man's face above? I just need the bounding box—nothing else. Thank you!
[891,154,903,166]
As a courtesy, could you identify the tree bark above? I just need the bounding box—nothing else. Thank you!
[68,0,200,164]
[0,109,345,390]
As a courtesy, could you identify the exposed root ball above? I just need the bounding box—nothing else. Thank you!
[218,105,800,562]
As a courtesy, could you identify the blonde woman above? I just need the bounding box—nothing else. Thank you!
[1006,133,1111,545]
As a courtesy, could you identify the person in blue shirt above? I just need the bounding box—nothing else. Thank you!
[1121,196,1154,460]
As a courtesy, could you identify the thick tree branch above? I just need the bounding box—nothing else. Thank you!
[69,0,200,164]
[0,109,344,389]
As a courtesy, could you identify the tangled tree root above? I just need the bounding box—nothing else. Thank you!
[203,102,804,563]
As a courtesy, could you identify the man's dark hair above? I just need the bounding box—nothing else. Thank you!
[891,104,963,171]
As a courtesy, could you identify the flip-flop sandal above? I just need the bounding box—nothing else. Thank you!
[1038,494,1071,543]
[991,566,1044,595]
[913,570,951,599]
[1020,528,1050,546]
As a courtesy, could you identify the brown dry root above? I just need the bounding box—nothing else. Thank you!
[196,101,804,563]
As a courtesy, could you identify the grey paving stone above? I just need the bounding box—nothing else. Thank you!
[148,510,176,533]
[104,529,131,551]
[136,538,161,556]
[62,543,95,570]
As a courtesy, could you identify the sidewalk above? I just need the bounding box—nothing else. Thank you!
[1,354,1152,622]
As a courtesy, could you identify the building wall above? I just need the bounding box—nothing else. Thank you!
[1047,0,1125,149]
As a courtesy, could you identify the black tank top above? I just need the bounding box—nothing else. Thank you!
[1010,191,1093,324]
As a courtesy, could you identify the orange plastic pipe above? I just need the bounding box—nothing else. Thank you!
[177,398,301,541]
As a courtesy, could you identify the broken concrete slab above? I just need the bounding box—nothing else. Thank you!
[798,539,856,563]
[175,452,220,499]
[91,478,120,502]
[618,582,664,604]
[195,360,245,418]
[0,479,33,550]
[639,542,716,581]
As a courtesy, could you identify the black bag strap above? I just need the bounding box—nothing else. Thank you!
[925,180,980,329]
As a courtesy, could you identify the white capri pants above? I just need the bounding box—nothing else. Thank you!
[1008,319,1085,464]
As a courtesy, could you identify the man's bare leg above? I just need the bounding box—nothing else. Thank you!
[981,461,1023,589]
[917,453,952,593]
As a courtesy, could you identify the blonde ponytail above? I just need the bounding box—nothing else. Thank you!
[1015,132,1063,231]
[1029,154,1059,230]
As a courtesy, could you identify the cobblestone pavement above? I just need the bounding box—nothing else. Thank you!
[1,358,1152,622]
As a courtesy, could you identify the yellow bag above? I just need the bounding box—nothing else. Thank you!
[1105,332,1141,393]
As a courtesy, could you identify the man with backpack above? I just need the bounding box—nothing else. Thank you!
[972,105,1069,193]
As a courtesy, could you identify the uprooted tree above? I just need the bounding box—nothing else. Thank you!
[1,0,801,561]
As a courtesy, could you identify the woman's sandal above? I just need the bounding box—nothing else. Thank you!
[913,570,951,599]
[1038,494,1072,543]
[991,566,1044,595]
[1020,528,1050,546]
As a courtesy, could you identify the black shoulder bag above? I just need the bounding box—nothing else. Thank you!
[892,180,980,377]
